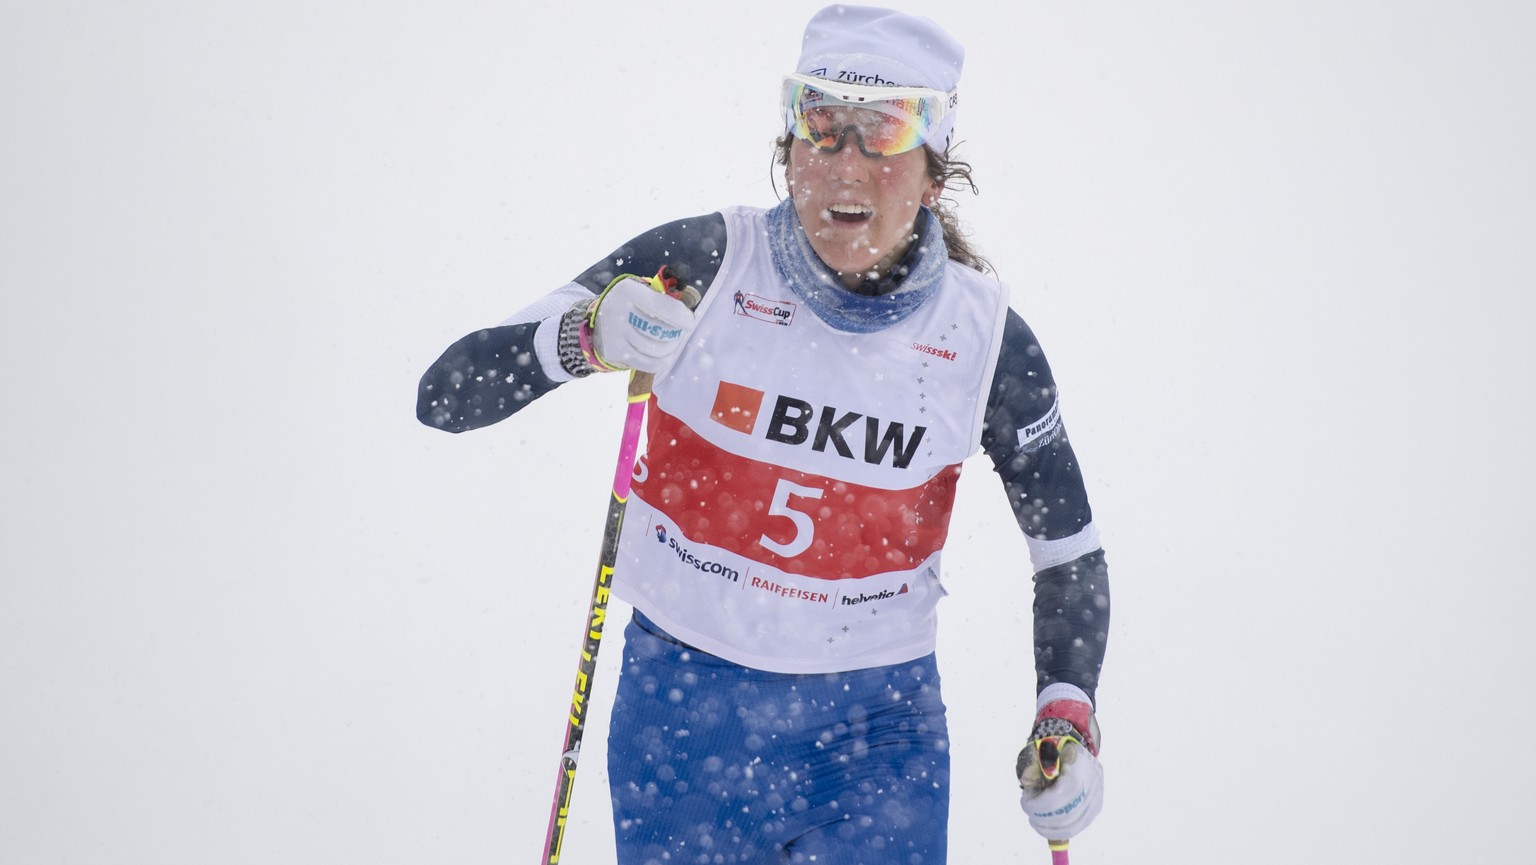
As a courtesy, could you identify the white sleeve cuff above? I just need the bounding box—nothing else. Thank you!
[1036,681,1092,713]
[532,314,577,383]
[1024,522,1102,571]
[504,283,593,384]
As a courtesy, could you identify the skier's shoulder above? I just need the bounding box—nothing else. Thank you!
[982,306,1064,445]
[996,306,1056,384]
[572,211,731,294]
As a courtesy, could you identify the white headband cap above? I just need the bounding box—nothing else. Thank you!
[795,4,965,151]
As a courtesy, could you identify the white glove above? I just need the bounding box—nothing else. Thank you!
[1017,684,1104,841]
[1019,737,1103,840]
[589,274,697,375]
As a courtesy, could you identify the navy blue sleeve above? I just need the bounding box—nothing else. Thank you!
[416,214,728,433]
[980,310,1093,540]
[980,308,1110,703]
[569,213,728,297]
[416,322,555,432]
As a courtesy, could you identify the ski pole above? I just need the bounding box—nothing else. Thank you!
[539,270,695,865]
[539,369,652,865]
[1026,729,1076,865]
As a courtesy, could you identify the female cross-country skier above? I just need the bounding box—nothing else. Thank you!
[417,6,1111,862]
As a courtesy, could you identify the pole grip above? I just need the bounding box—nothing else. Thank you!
[627,371,655,399]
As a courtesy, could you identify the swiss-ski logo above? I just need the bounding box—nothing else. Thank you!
[912,341,957,361]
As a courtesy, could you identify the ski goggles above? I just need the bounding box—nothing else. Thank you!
[781,73,956,157]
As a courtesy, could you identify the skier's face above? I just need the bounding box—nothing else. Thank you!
[785,138,942,287]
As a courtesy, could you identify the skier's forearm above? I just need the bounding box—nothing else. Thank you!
[1032,550,1110,703]
[416,321,562,432]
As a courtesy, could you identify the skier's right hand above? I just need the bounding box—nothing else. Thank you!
[587,271,698,376]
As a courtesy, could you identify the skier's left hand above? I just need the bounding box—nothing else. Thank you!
[1017,684,1103,840]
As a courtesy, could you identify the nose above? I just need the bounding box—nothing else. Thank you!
[826,132,876,179]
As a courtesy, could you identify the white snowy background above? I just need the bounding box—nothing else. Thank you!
[4,1,1534,863]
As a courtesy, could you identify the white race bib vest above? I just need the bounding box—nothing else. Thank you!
[613,206,1010,673]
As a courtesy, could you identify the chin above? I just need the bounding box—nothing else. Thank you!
[806,238,879,277]
[824,257,880,279]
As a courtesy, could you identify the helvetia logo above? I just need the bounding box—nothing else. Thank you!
[840,583,910,606]
[732,290,796,326]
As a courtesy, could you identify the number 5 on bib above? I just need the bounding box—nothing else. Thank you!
[759,478,824,557]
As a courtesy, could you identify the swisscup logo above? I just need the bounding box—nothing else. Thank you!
[709,381,927,469]
[627,311,684,341]
[732,290,796,326]
[655,523,740,583]
[840,584,910,606]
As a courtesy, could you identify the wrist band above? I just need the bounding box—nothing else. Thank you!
[577,311,620,373]
[556,301,596,377]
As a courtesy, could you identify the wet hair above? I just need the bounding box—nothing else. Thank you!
[772,134,993,275]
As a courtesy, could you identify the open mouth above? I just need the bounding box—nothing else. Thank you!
[827,203,872,224]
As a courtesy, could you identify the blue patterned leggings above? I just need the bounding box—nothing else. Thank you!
[607,611,951,865]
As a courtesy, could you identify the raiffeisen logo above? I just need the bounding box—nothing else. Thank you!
[731,290,797,326]
[748,576,830,604]
[840,584,910,606]
[627,311,684,341]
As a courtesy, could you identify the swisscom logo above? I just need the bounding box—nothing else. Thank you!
[654,523,740,583]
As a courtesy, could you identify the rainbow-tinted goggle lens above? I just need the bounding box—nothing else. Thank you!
[781,73,956,157]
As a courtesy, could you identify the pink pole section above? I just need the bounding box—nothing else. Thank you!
[612,395,647,496]
[1049,841,1070,865]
